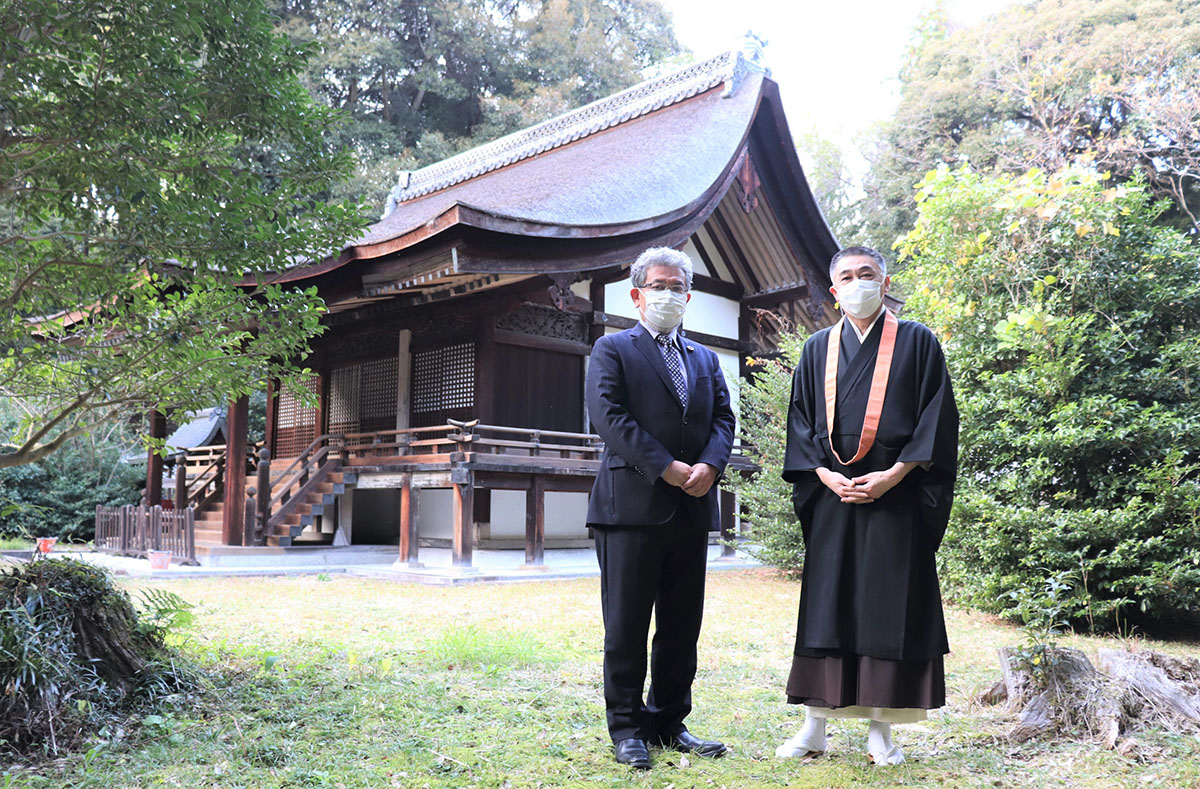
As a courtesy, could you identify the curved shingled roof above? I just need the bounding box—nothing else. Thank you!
[353,50,771,256]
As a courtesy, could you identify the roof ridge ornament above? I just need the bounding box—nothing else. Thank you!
[723,31,770,98]
[381,46,769,218]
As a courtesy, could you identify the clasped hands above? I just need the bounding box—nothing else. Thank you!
[816,465,905,504]
[661,460,717,497]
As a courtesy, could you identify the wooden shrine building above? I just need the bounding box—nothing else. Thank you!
[149,44,843,570]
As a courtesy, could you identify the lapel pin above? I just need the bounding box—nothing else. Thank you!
[686,346,694,351]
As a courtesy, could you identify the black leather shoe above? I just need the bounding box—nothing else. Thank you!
[614,738,651,769]
[658,730,728,757]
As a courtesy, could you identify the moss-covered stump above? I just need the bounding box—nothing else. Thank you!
[0,558,192,754]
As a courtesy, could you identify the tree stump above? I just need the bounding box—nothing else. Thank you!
[987,645,1200,748]
[1096,648,1200,730]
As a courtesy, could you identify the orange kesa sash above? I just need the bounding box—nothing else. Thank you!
[824,309,898,466]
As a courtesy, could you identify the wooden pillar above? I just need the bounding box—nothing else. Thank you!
[397,475,422,567]
[474,318,495,423]
[221,394,249,545]
[313,350,328,437]
[474,488,492,541]
[264,379,277,457]
[174,453,188,511]
[589,279,606,344]
[255,448,271,540]
[144,409,167,506]
[396,330,412,430]
[719,488,738,559]
[451,473,475,569]
[522,476,547,569]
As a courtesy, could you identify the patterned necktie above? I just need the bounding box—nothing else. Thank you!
[656,333,688,407]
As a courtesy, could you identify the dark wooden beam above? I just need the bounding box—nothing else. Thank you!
[720,488,737,558]
[475,317,496,423]
[710,205,762,293]
[692,274,744,300]
[524,475,546,567]
[744,283,811,308]
[313,350,328,436]
[263,379,277,457]
[589,279,606,344]
[398,474,422,566]
[144,409,166,506]
[221,395,249,546]
[691,233,721,281]
[493,328,591,356]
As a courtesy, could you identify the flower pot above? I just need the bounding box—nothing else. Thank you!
[147,550,172,570]
[36,537,58,554]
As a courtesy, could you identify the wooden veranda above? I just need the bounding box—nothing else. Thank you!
[152,420,749,569]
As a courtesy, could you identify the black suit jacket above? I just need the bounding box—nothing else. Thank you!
[586,323,736,529]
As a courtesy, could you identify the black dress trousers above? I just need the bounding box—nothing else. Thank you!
[594,509,708,744]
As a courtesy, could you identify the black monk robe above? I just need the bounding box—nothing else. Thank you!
[783,314,958,682]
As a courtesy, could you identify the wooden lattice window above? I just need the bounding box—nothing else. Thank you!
[273,377,320,459]
[411,342,474,427]
[329,357,398,436]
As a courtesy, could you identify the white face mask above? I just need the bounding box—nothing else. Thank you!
[836,279,883,319]
[639,288,688,332]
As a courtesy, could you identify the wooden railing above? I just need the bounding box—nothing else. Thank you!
[335,421,605,465]
[171,442,259,512]
[94,504,198,565]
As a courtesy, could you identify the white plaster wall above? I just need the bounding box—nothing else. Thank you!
[681,239,712,277]
[570,279,590,299]
[416,488,453,539]
[715,347,742,425]
[683,291,739,340]
[603,280,640,321]
[485,489,590,539]
[413,487,590,540]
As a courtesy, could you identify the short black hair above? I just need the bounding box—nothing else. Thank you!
[829,246,887,279]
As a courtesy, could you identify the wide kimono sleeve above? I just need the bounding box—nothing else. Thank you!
[781,333,831,524]
[895,324,960,549]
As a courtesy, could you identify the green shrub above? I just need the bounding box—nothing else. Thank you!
[897,165,1200,630]
[721,330,808,571]
[0,409,142,542]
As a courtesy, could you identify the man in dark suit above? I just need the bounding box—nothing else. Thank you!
[586,246,736,769]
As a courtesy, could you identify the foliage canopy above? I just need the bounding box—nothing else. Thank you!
[862,0,1200,250]
[898,165,1200,629]
[273,0,683,206]
[0,0,364,467]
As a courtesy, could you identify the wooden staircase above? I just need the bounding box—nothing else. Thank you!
[266,466,357,546]
[191,456,358,548]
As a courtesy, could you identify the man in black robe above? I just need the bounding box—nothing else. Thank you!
[776,246,958,766]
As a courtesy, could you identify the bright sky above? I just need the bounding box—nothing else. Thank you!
[659,0,1016,149]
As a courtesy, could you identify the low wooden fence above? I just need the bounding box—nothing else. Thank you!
[94,504,198,565]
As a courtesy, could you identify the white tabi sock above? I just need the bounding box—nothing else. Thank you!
[867,719,905,765]
[775,714,826,758]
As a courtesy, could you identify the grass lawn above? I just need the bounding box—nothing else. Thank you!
[3,569,1198,787]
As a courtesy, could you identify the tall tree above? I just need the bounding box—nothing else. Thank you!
[273,0,682,206]
[0,0,364,467]
[862,0,1200,251]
